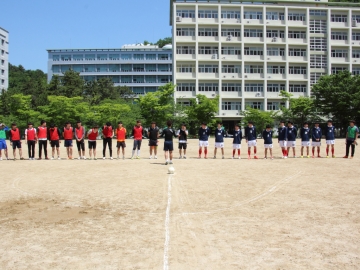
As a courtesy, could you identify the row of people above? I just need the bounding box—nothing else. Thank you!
[0,119,358,162]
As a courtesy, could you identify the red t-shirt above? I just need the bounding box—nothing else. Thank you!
[102,126,113,138]
[133,126,143,140]
[63,127,73,140]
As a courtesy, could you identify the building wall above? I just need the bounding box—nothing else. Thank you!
[172,1,360,120]
[47,47,173,96]
[0,27,9,91]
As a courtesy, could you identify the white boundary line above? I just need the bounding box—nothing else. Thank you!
[163,174,173,270]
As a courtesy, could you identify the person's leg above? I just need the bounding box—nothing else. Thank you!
[345,141,350,157]
[31,141,35,159]
[204,146,208,158]
[221,147,224,156]
[265,148,268,158]
[306,146,309,156]
[170,150,173,161]
[93,143,97,159]
[122,145,125,156]
[108,138,113,158]
[179,146,182,158]
[77,141,81,158]
[292,147,296,156]
[286,147,290,156]
[5,148,8,159]
[270,148,273,158]
[312,146,315,157]
[44,141,48,158]
[66,146,69,157]
[331,144,335,157]
[13,146,16,159]
[69,145,73,158]
[317,146,321,157]
[214,147,217,157]
[136,141,141,157]
[19,148,23,159]
[38,141,43,158]
[254,146,257,157]
[351,143,355,157]
[82,141,85,158]
[103,139,107,158]
[301,146,304,156]
[52,145,55,158]
[326,145,329,156]
[132,141,136,158]
[183,146,187,158]
[248,146,251,158]
[154,144,157,157]
[117,145,120,158]
[28,142,31,159]
[198,146,202,157]
[56,147,60,158]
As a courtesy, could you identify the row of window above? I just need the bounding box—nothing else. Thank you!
[52,54,172,61]
[52,64,172,73]
[222,102,286,111]
[79,75,172,84]
[176,83,307,92]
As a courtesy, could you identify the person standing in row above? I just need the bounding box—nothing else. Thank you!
[148,122,159,159]
[286,121,297,158]
[263,125,273,160]
[344,120,359,159]
[75,121,86,160]
[161,120,176,165]
[300,122,310,158]
[25,122,37,160]
[198,122,210,159]
[63,122,74,160]
[325,120,336,158]
[102,122,113,160]
[177,123,188,159]
[49,123,61,160]
[0,123,9,160]
[116,121,126,160]
[87,125,99,160]
[37,120,49,160]
[131,120,143,160]
[311,122,322,158]
[232,124,242,159]
[9,123,24,160]
[245,121,258,159]
[278,121,288,159]
[213,122,225,159]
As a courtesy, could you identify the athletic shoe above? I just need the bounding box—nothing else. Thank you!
[326,156,330,158]
[149,156,153,159]
[300,156,303,158]
[20,157,25,160]
[198,156,201,159]
[51,157,54,160]
[307,156,310,158]
[136,156,140,159]
[122,156,125,160]
[38,158,42,160]
[13,158,16,161]
[271,157,274,160]
[103,157,106,160]
[58,157,61,160]
[45,157,49,160]
[312,156,315,158]
[78,157,81,160]
[165,161,168,165]
[0,157,2,161]
[238,157,241,159]
[332,155,336,158]
[110,157,113,160]
[350,156,354,159]
[183,156,186,159]
[154,156,158,159]
[169,161,173,164]
[213,156,216,159]
[293,156,297,158]
[284,156,288,159]
[343,156,348,158]
[318,156,322,158]
[248,156,251,159]
[254,156,258,159]
[264,157,267,159]
[222,156,224,159]
[204,156,207,159]
[83,157,87,160]
[94,158,97,160]
[131,157,134,160]
[179,156,182,159]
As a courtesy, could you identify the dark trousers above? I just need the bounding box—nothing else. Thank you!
[28,140,35,159]
[346,140,355,157]
[103,138,112,157]
[39,140,48,158]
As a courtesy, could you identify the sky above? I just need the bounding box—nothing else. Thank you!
[0,0,171,72]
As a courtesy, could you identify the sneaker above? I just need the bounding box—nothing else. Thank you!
[232,156,234,159]
[131,156,134,160]
[213,156,216,159]
[68,156,73,160]
[293,156,297,158]
[136,156,140,159]
[326,156,330,158]
[78,157,81,160]
[264,157,267,159]
[350,156,354,159]
[270,157,274,160]
[57,157,61,160]
[343,156,348,158]
[300,156,303,158]
[179,156,182,159]
[103,157,106,160]
[110,157,113,160]
[317,156,322,158]
[94,157,97,160]
[254,156,258,159]
[248,156,251,159]
[0,157,2,161]
[198,156,201,159]
[38,157,42,160]
[312,156,315,158]
[222,156,224,159]
[165,161,168,165]
[169,161,173,164]
[150,156,153,159]
[238,156,241,159]
[20,157,25,160]
[123,156,125,160]
[183,156,186,159]
[204,156,207,159]
[83,157,87,160]
[45,157,49,160]
[332,155,336,158]
[154,156,158,159]
[51,157,54,160]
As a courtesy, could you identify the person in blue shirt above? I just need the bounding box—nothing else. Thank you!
[213,122,225,159]
[263,125,273,159]
[286,121,297,158]
[278,121,288,158]
[300,122,311,158]
[198,122,211,159]
[232,124,242,159]
[311,122,322,158]
[245,121,258,159]
[324,120,336,158]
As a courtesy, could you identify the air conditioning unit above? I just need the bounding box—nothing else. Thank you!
[266,22,269,24]
[244,75,248,78]
[267,57,270,60]
[268,76,272,79]
[272,37,278,42]
[232,76,235,78]
[353,42,355,45]
[352,20,358,27]
[236,113,239,115]
[222,113,226,115]
[212,94,216,97]
[212,54,218,59]
[226,35,233,41]
[255,92,261,97]
[247,21,250,23]
[237,20,241,23]
[176,16,182,22]
[222,57,226,59]
[355,60,357,62]
[223,75,226,78]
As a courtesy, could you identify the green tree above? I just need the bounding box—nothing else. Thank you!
[8,94,40,128]
[48,74,64,96]
[155,37,172,48]
[241,108,276,137]
[117,85,136,101]
[61,70,84,97]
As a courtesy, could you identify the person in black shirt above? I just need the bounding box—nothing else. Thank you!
[148,122,159,159]
[160,120,177,165]
[177,123,188,159]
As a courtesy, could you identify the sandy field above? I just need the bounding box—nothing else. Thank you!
[0,138,359,269]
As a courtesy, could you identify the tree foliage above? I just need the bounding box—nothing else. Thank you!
[241,108,276,137]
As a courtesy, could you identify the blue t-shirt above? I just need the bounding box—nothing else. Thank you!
[286,126,297,141]
[245,126,256,141]
[263,130,273,144]
[312,127,322,141]
[215,128,225,143]
[198,127,211,141]
[300,127,310,141]
[324,126,335,140]
[233,130,242,144]
[278,126,287,141]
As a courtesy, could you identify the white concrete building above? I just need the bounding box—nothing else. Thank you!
[0,27,9,91]
[171,0,360,127]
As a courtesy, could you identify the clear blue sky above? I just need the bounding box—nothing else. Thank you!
[0,0,171,72]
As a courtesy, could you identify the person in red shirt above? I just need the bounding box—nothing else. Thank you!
[48,123,61,160]
[116,121,127,160]
[9,123,24,160]
[131,120,143,159]
[62,122,74,159]
[75,121,86,160]
[102,122,114,160]
[25,122,37,160]
[87,125,99,160]
[37,120,49,160]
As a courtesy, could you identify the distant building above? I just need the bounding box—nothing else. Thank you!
[0,27,9,91]
[47,44,173,96]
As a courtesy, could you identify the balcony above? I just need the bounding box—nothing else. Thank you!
[221,91,242,98]
[287,20,307,27]
[198,73,219,79]
[266,56,286,62]
[176,17,196,24]
[288,38,307,45]
[243,55,264,61]
[244,92,264,98]
[176,36,196,42]
[288,74,307,80]
[198,92,219,98]
[265,20,285,26]
[198,54,219,60]
[198,18,219,24]
[331,57,349,63]
[265,37,286,44]
[243,37,264,43]
[288,56,307,62]
[175,91,196,98]
[220,55,241,61]
[331,39,350,46]
[219,110,241,117]
[243,19,263,26]
[266,92,282,98]
[220,36,241,43]
[330,21,349,28]
[176,54,196,61]
[266,74,286,80]
[243,73,264,80]
[198,36,219,42]
[176,72,197,79]
[221,73,241,79]
[220,18,241,25]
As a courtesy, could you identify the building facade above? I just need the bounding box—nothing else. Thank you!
[47,44,172,96]
[171,0,360,126]
[0,27,9,91]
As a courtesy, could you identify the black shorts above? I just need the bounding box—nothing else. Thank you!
[88,141,96,149]
[164,141,173,151]
[64,139,73,147]
[178,143,187,149]
[149,139,158,147]
[117,141,126,149]
[76,140,85,151]
[12,140,21,149]
[51,140,60,148]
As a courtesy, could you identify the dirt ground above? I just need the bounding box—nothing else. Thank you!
[0,138,359,269]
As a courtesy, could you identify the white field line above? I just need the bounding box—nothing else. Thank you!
[163,174,173,270]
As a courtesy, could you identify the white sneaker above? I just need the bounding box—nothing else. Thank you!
[169,161,173,164]
[0,157,3,161]
[179,156,182,159]
[83,157,87,160]
[58,157,61,160]
[122,156,125,160]
[154,156,158,159]
[110,157,113,160]
[78,157,81,160]
[103,157,106,160]
[183,156,186,159]
[150,156,153,159]
[51,157,54,160]
[238,157,241,159]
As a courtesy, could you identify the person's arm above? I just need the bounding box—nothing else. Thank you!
[131,127,134,137]
[62,128,65,139]
[25,129,28,144]
[9,129,12,143]
[356,127,359,142]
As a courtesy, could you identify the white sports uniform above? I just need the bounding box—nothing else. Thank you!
[232,144,241,149]
[312,141,321,147]
[279,140,287,148]
[247,140,257,147]
[301,141,311,147]
[215,142,224,148]
[326,140,335,145]
[199,140,209,147]
[287,141,296,147]
[264,144,273,149]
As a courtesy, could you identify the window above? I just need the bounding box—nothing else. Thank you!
[198,46,218,55]
[353,50,360,58]
[244,29,263,38]
[222,101,241,110]
[222,83,241,92]
[309,20,326,33]
[177,83,195,91]
[221,47,241,55]
[133,64,144,72]
[309,10,327,16]
[61,65,71,72]
[267,84,285,92]
[244,47,263,55]
[198,83,219,91]
[177,64,194,73]
[198,28,218,37]
[289,48,306,57]
[245,84,264,92]
[1,39,4,45]
[289,66,307,74]
[145,64,156,72]
[352,31,360,41]
[310,37,327,51]
[158,75,170,83]
[145,75,157,83]
[222,65,241,73]
[73,55,83,61]
[244,65,263,74]
[1,60,4,65]
[331,49,348,58]
[267,65,285,74]
[61,55,71,61]
[288,13,306,21]
[146,54,156,60]
[331,66,348,74]
[97,54,107,60]
[84,65,95,72]
[288,31,306,39]
[267,47,285,56]
[109,64,120,72]
[289,84,306,92]
[331,32,348,40]
[267,102,281,110]
[1,79,4,85]
[1,50,4,56]
[352,68,360,75]
[176,46,196,54]
[121,64,131,72]
[158,54,169,60]
[132,87,145,95]
[133,54,144,60]
[266,12,284,20]
[176,28,195,36]
[146,87,157,93]
[310,55,327,68]
[133,75,144,83]
[244,11,263,20]
[221,10,240,19]
[158,64,170,71]
[310,73,324,85]
[176,9,195,18]
[96,65,108,72]
[331,14,347,22]
[221,28,241,37]
[177,101,191,106]
[121,54,131,60]
[53,55,60,61]
[111,76,120,83]
[352,15,360,23]
[266,30,285,38]
[120,75,132,83]
[109,54,120,60]
[198,65,218,73]
[52,65,60,73]
[198,10,218,19]
[245,102,263,110]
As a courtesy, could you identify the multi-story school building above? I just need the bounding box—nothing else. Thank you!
[47,44,173,96]
[0,27,9,91]
[170,0,360,128]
